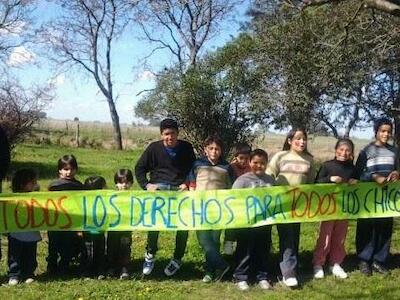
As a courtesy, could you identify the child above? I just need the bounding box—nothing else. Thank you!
[47,154,84,274]
[230,142,252,178]
[312,139,357,280]
[83,176,107,280]
[188,135,233,283]
[135,118,196,277]
[106,169,133,279]
[355,117,399,276]
[266,128,314,288]
[223,142,252,255]
[8,169,42,285]
[232,149,275,291]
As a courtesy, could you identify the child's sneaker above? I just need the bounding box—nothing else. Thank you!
[313,265,324,279]
[106,268,115,277]
[164,258,182,276]
[258,280,271,290]
[223,241,235,255]
[119,267,129,280]
[143,252,155,275]
[282,276,298,287]
[236,280,250,291]
[202,272,213,283]
[97,274,106,280]
[25,278,35,284]
[8,278,19,286]
[330,264,348,279]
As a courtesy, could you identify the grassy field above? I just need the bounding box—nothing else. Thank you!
[2,140,400,300]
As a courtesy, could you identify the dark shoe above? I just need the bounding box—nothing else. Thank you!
[214,265,230,282]
[359,261,372,276]
[372,261,389,275]
[46,264,58,275]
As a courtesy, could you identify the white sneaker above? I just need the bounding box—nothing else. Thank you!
[25,278,35,284]
[313,265,325,279]
[236,281,250,291]
[202,273,213,283]
[8,278,19,286]
[330,264,348,279]
[223,241,235,255]
[164,259,182,276]
[119,267,129,280]
[142,252,155,275]
[258,280,271,290]
[282,276,298,287]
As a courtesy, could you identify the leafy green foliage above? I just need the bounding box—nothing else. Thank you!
[135,34,263,154]
[249,0,400,136]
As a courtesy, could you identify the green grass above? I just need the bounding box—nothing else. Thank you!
[7,143,143,190]
[2,143,400,299]
[30,119,160,150]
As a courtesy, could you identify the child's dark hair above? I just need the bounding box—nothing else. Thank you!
[335,138,354,153]
[250,149,268,161]
[282,128,308,151]
[233,142,252,157]
[85,176,107,190]
[160,118,179,133]
[58,154,78,171]
[333,138,354,161]
[204,135,225,158]
[12,168,37,193]
[374,117,392,135]
[204,135,224,149]
[114,169,134,184]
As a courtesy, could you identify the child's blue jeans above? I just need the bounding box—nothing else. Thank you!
[196,230,228,273]
[146,182,188,260]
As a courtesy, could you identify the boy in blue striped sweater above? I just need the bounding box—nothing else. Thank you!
[355,117,400,276]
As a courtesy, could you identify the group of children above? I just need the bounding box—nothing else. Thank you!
[3,117,399,291]
[5,160,135,285]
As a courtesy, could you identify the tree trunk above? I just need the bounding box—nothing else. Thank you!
[106,96,123,150]
[344,97,361,138]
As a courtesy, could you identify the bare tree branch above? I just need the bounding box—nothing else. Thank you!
[133,0,242,71]
[303,0,400,16]
[38,0,133,150]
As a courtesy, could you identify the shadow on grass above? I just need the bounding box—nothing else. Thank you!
[13,258,204,284]
[3,246,400,287]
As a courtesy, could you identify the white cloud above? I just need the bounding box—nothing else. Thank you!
[7,46,35,66]
[138,70,155,81]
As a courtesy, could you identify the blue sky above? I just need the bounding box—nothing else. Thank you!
[6,1,372,139]
[9,1,249,125]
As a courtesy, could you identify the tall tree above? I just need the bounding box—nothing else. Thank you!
[136,34,262,153]
[39,0,132,150]
[0,1,52,146]
[134,0,241,72]
[249,0,400,137]
[250,5,332,130]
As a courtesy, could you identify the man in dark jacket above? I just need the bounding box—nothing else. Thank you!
[0,126,11,261]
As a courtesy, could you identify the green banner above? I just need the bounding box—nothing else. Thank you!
[0,182,400,233]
